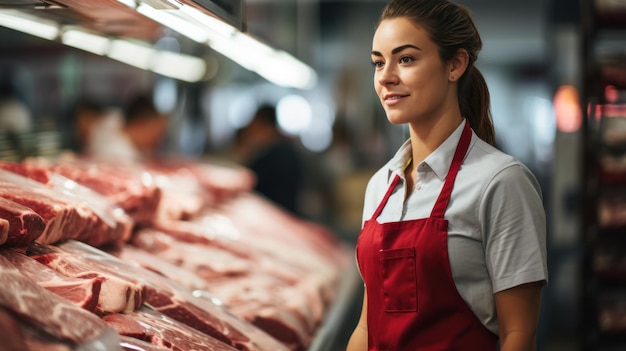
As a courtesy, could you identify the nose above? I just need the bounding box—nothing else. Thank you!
[376,64,399,86]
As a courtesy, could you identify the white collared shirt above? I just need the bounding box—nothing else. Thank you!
[360,119,548,335]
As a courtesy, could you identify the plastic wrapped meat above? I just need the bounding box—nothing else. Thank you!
[103,307,239,351]
[0,248,103,312]
[57,240,292,351]
[11,156,162,225]
[27,242,145,315]
[0,196,45,250]
[130,228,314,351]
[0,254,122,350]
[0,167,131,249]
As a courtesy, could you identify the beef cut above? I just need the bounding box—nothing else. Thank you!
[130,228,312,351]
[0,218,7,245]
[119,335,170,351]
[27,242,145,315]
[0,196,45,250]
[0,168,129,249]
[0,307,29,351]
[0,254,120,348]
[0,248,103,312]
[60,240,292,351]
[40,156,163,225]
[103,307,239,351]
[113,244,212,293]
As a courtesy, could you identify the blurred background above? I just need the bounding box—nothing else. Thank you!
[0,0,624,350]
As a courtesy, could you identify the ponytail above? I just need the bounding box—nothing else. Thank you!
[459,66,495,146]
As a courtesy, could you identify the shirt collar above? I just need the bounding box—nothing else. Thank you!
[385,119,470,183]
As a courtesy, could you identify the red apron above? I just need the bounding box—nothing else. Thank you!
[356,122,498,350]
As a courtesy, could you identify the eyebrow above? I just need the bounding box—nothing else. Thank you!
[371,44,421,57]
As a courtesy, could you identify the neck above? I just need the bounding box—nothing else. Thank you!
[407,115,463,165]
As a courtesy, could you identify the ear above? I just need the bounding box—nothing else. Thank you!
[448,48,469,82]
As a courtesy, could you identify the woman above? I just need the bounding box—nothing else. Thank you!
[347,0,548,350]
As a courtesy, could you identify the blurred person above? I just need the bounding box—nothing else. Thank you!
[122,93,168,160]
[232,104,304,215]
[347,1,548,350]
[0,66,31,136]
[0,80,31,135]
[0,80,33,160]
[71,98,135,161]
[75,93,167,163]
[72,99,110,152]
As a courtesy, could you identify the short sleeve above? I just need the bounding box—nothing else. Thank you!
[479,164,548,293]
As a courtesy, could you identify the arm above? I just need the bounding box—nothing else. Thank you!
[347,290,368,351]
[495,281,542,351]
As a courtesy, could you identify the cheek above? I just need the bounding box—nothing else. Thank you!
[373,76,383,97]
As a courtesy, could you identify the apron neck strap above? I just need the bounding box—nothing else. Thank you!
[371,174,401,220]
[430,121,472,218]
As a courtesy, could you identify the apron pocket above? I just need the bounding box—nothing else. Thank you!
[379,247,417,312]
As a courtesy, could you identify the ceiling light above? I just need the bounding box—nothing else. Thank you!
[62,28,110,55]
[135,1,317,89]
[108,39,155,70]
[0,10,59,40]
[114,0,137,9]
[137,3,210,43]
[179,3,236,37]
[151,51,207,82]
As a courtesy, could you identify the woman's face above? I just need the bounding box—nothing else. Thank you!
[372,17,454,126]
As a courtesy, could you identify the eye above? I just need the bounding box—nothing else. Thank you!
[371,60,384,69]
[399,56,414,64]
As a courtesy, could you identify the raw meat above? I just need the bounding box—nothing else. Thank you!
[0,307,29,351]
[152,216,332,328]
[130,228,312,351]
[42,156,163,225]
[0,218,7,245]
[113,244,212,292]
[145,158,256,207]
[0,254,119,347]
[0,168,127,248]
[132,227,253,280]
[60,240,292,351]
[0,161,134,248]
[27,242,145,315]
[103,307,239,351]
[119,335,170,351]
[0,248,103,312]
[0,196,46,250]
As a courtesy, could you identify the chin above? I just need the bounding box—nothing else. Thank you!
[385,112,409,125]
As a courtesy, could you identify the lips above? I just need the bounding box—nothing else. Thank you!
[383,93,408,105]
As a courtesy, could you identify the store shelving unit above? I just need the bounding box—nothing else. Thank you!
[580,0,626,350]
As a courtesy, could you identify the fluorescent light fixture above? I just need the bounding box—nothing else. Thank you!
[62,28,110,55]
[142,0,179,10]
[0,10,59,40]
[135,0,318,89]
[137,3,210,43]
[0,1,317,88]
[208,32,317,89]
[108,39,155,70]
[152,51,207,82]
[114,0,137,9]
[179,3,236,37]
[257,51,318,90]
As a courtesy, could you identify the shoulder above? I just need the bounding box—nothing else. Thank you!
[464,137,540,192]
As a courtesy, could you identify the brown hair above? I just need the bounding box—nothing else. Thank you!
[379,0,496,146]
